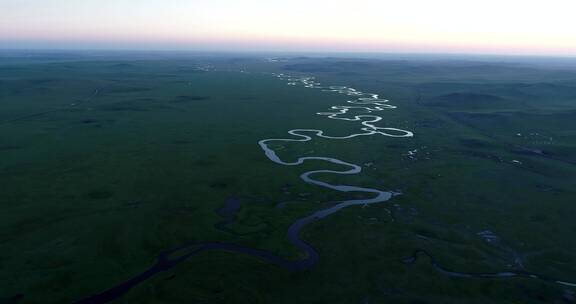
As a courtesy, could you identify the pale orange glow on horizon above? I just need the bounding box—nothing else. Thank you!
[1,0,576,56]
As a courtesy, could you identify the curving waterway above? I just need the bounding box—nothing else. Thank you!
[74,73,574,303]
[404,250,576,288]
[75,73,412,303]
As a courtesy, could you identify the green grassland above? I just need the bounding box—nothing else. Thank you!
[1,52,575,303]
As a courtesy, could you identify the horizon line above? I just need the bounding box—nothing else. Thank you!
[1,46,576,60]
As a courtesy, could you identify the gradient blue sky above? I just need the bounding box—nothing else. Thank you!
[1,0,576,55]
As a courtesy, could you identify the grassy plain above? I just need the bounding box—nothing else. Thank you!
[1,51,575,303]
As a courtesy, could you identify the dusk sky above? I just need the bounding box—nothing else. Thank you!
[1,0,576,55]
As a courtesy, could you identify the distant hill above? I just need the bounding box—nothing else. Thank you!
[424,92,524,110]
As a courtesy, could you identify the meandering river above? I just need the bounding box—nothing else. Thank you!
[76,73,412,303]
[75,73,574,303]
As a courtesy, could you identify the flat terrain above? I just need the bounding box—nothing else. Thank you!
[1,51,576,303]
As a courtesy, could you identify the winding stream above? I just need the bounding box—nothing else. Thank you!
[75,74,411,303]
[74,73,574,303]
[404,250,576,288]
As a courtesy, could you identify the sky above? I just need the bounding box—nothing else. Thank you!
[1,0,576,56]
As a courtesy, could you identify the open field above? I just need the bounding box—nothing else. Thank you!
[1,51,576,303]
